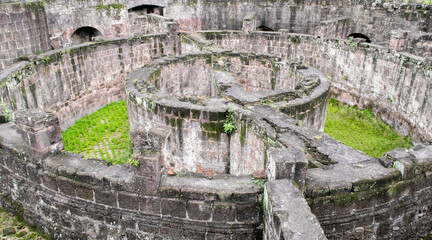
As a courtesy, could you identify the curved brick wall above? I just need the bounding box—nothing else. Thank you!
[164,0,430,45]
[0,34,180,129]
[200,31,432,143]
[0,117,263,239]
[0,1,431,239]
[126,52,330,176]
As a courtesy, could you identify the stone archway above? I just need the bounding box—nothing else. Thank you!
[71,26,103,45]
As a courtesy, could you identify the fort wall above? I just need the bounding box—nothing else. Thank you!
[0,34,180,129]
[201,31,432,143]
[0,2,50,72]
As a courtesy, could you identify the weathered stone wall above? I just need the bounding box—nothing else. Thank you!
[408,33,432,57]
[158,57,215,97]
[0,116,263,239]
[164,0,430,45]
[264,179,326,240]
[305,145,432,239]
[129,13,179,36]
[202,31,432,143]
[126,52,329,176]
[0,2,51,72]
[0,34,180,129]
[44,0,130,48]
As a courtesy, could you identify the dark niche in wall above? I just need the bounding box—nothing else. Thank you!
[257,26,275,32]
[348,33,372,43]
[71,27,103,45]
[128,4,164,15]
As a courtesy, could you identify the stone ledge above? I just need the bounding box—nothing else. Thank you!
[305,160,400,198]
[160,175,262,202]
[265,179,327,240]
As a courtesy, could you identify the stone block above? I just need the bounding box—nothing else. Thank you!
[57,176,76,197]
[94,190,117,207]
[139,196,161,214]
[42,171,58,191]
[267,147,308,190]
[161,198,186,218]
[213,202,236,222]
[386,148,417,179]
[187,200,211,220]
[132,175,160,195]
[118,192,139,210]
[265,180,326,240]
[160,217,183,237]
[236,202,261,223]
[75,183,94,201]
[13,109,64,164]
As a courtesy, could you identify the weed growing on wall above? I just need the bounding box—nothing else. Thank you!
[324,98,412,157]
[224,107,236,135]
[62,100,133,165]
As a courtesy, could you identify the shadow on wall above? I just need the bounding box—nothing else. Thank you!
[128,4,164,15]
[71,27,104,45]
[348,33,372,43]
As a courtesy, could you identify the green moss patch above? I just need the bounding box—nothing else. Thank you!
[324,99,412,158]
[0,209,47,240]
[62,100,133,165]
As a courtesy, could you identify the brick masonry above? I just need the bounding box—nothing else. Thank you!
[0,34,181,130]
[0,2,50,72]
[202,31,432,143]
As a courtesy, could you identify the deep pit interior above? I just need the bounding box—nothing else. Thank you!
[0,0,431,239]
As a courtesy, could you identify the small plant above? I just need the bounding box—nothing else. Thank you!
[297,120,304,127]
[129,159,139,167]
[43,56,50,65]
[223,107,236,135]
[0,102,12,122]
[249,177,266,188]
[348,36,357,47]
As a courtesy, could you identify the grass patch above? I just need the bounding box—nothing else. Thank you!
[324,98,412,158]
[62,100,133,165]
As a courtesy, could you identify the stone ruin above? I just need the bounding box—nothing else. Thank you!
[0,0,431,239]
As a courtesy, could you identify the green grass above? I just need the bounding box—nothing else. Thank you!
[62,100,133,165]
[324,99,412,158]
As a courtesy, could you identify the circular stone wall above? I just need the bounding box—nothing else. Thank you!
[126,51,330,176]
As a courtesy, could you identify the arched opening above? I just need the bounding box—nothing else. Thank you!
[348,33,371,43]
[128,4,163,15]
[71,27,103,45]
[257,26,274,32]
